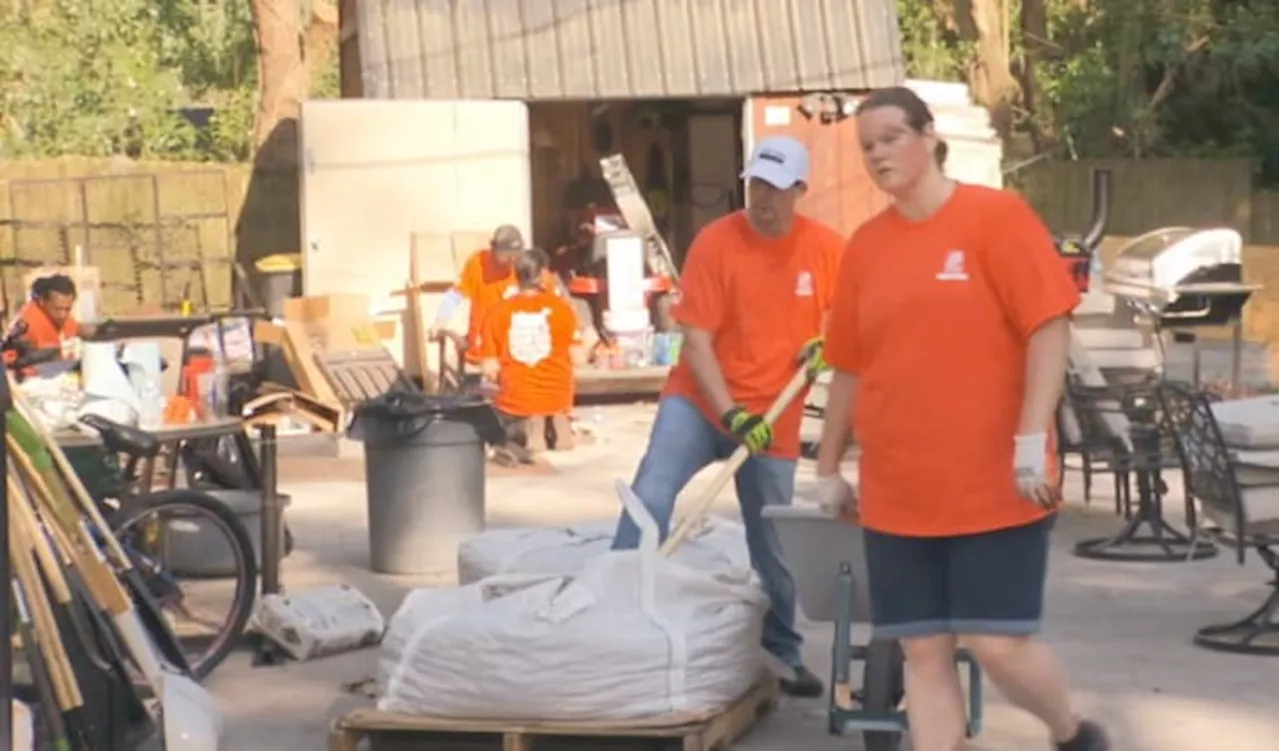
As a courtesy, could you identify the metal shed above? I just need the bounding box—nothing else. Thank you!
[348,0,904,100]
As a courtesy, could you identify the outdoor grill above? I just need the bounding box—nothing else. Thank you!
[1102,226,1260,386]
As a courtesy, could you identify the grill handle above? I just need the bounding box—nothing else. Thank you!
[1081,169,1111,250]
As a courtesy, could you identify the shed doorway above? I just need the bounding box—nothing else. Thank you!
[527,98,745,276]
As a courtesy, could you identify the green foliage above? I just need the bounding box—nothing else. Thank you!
[0,0,268,161]
[897,0,974,82]
[895,0,1278,185]
[1,0,197,157]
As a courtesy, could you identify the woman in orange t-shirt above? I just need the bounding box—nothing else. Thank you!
[477,249,580,440]
[814,87,1109,751]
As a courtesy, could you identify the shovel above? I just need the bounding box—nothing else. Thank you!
[656,367,814,557]
[7,389,225,750]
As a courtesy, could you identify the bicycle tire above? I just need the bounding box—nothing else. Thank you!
[111,489,259,681]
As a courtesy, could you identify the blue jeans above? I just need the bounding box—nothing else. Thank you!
[611,396,805,668]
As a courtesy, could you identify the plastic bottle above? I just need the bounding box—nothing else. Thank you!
[209,355,230,418]
[137,376,165,429]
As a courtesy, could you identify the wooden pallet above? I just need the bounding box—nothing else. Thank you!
[329,677,778,751]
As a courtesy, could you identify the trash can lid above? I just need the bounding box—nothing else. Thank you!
[353,390,488,420]
[255,253,303,273]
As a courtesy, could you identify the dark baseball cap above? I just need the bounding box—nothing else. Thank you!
[490,224,528,252]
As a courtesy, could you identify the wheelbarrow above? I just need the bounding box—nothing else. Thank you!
[761,506,984,750]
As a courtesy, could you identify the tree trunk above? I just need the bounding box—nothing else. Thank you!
[1017,0,1050,146]
[250,0,306,167]
[953,0,1021,135]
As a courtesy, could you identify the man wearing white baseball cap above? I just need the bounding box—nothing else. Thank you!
[611,135,844,697]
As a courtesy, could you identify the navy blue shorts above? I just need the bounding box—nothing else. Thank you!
[863,514,1056,638]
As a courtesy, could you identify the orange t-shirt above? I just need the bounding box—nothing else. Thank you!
[663,211,844,460]
[17,301,79,350]
[477,290,579,417]
[4,303,80,372]
[455,249,559,363]
[825,184,1082,537]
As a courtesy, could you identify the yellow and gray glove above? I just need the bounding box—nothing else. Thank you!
[796,335,830,378]
[721,407,774,454]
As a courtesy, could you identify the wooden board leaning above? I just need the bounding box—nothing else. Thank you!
[328,676,778,751]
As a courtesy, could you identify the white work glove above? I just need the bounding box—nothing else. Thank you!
[815,474,858,519]
[1014,432,1060,509]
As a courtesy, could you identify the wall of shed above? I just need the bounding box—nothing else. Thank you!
[353,0,904,100]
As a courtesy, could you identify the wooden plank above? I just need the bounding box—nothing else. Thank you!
[328,677,777,751]
[574,366,670,397]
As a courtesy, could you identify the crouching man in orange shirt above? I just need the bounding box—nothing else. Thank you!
[477,249,580,454]
[429,225,563,380]
[816,87,1109,751]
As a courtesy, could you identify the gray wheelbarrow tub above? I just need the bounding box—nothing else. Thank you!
[762,505,872,624]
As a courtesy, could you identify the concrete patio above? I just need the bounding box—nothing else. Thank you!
[208,401,1279,750]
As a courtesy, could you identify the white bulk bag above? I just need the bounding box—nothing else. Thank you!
[378,480,768,721]
[457,516,752,585]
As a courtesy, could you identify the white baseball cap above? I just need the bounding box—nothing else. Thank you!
[741,136,810,189]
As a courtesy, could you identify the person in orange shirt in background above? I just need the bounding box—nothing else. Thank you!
[815,87,1109,751]
[609,136,843,698]
[3,274,92,370]
[477,249,580,453]
[428,225,563,376]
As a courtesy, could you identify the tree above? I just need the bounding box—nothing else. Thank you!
[249,0,305,166]
[894,0,1280,185]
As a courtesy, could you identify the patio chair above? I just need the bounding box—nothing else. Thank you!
[1158,380,1278,655]
[1056,385,1132,517]
[761,506,983,750]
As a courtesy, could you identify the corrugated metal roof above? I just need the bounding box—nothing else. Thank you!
[356,0,905,100]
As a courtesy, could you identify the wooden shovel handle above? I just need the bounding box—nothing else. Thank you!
[659,367,813,557]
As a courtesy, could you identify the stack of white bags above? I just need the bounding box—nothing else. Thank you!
[377,481,768,722]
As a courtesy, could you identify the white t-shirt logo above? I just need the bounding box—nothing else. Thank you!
[795,270,814,297]
[936,250,969,281]
[502,284,519,299]
[508,308,553,366]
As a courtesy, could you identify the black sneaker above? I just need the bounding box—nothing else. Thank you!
[779,665,824,698]
[1056,719,1110,751]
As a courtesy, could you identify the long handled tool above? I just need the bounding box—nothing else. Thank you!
[8,486,97,748]
[658,367,814,557]
[6,393,225,749]
[11,574,68,747]
[11,466,152,727]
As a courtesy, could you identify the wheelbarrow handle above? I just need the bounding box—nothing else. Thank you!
[659,366,813,557]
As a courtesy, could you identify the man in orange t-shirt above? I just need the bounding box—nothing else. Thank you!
[610,136,843,698]
[3,274,88,372]
[429,225,562,367]
[815,86,1109,751]
[477,249,580,425]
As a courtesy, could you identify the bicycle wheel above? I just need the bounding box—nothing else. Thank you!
[109,489,258,681]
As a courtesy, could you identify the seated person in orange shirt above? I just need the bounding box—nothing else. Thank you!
[476,249,580,451]
[428,225,563,379]
[4,274,93,369]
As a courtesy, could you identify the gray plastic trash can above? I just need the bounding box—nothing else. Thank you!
[349,390,504,574]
